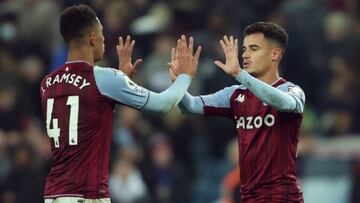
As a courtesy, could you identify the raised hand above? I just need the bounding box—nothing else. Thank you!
[117,35,143,78]
[214,35,242,77]
[168,35,201,81]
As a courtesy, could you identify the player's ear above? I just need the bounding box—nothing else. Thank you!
[89,32,96,46]
[271,48,282,61]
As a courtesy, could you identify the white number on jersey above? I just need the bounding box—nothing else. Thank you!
[46,96,79,148]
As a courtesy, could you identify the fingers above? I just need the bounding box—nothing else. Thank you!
[229,36,234,50]
[235,39,239,56]
[167,62,175,70]
[118,35,137,60]
[219,39,227,54]
[176,39,181,60]
[194,46,202,61]
[118,36,135,50]
[180,35,187,56]
[125,35,131,48]
[133,59,143,68]
[129,40,135,53]
[188,36,194,55]
[171,47,176,62]
[167,62,178,74]
[223,35,230,46]
[214,60,227,70]
[222,35,237,48]
[119,37,124,50]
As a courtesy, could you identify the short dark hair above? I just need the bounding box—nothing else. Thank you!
[243,22,288,52]
[60,4,97,44]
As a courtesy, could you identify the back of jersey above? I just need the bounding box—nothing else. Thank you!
[40,61,114,199]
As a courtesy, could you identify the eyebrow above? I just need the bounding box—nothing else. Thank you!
[243,44,260,49]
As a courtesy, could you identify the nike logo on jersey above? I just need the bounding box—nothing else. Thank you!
[235,114,275,129]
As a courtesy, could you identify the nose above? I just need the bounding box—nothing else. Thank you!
[242,50,249,59]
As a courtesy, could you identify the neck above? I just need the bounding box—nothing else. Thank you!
[256,66,280,85]
[67,46,94,66]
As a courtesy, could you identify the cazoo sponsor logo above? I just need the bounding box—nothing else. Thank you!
[235,114,275,129]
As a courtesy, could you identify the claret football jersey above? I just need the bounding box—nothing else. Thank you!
[40,61,149,199]
[201,78,305,202]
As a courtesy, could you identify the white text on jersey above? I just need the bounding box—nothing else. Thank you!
[235,114,275,129]
[46,73,91,90]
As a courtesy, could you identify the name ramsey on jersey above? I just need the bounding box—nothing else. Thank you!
[45,72,91,90]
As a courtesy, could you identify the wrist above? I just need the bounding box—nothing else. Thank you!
[231,68,241,78]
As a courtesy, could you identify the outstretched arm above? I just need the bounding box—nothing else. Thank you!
[178,86,238,117]
[178,93,205,115]
[94,35,201,114]
[235,71,305,113]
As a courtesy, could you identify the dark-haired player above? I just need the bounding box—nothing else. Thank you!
[41,4,201,203]
[170,22,305,202]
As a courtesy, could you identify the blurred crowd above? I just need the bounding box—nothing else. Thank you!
[0,0,359,203]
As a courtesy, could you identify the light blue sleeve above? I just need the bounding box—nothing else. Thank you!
[94,66,192,113]
[178,93,204,115]
[179,85,239,116]
[94,66,149,110]
[235,71,305,113]
[144,74,192,113]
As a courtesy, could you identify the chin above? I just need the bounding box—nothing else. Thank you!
[245,69,256,76]
[94,56,103,62]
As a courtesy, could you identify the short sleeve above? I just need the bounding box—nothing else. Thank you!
[93,66,150,110]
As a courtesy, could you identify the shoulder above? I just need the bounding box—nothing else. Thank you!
[277,80,303,91]
[93,66,129,84]
[224,84,246,92]
[93,66,125,76]
[277,80,305,100]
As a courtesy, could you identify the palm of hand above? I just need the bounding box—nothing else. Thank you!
[214,36,241,77]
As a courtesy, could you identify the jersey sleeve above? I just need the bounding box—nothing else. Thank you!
[179,85,238,118]
[277,83,306,113]
[143,74,192,113]
[93,66,150,110]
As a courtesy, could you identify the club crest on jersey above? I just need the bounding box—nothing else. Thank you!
[288,86,304,99]
[235,94,245,103]
[235,114,275,129]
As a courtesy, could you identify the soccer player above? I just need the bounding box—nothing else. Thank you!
[170,22,305,202]
[40,5,201,203]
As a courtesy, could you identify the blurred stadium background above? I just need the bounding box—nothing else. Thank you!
[0,0,359,203]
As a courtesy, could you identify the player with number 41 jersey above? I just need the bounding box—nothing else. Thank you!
[40,5,201,202]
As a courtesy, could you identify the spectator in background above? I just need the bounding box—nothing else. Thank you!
[0,144,44,203]
[109,149,148,203]
[143,133,190,203]
[220,138,240,203]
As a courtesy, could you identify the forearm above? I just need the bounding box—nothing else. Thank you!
[178,93,204,115]
[235,71,299,112]
[143,74,191,113]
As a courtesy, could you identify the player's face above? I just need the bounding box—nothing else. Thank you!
[242,33,273,77]
[93,18,105,62]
